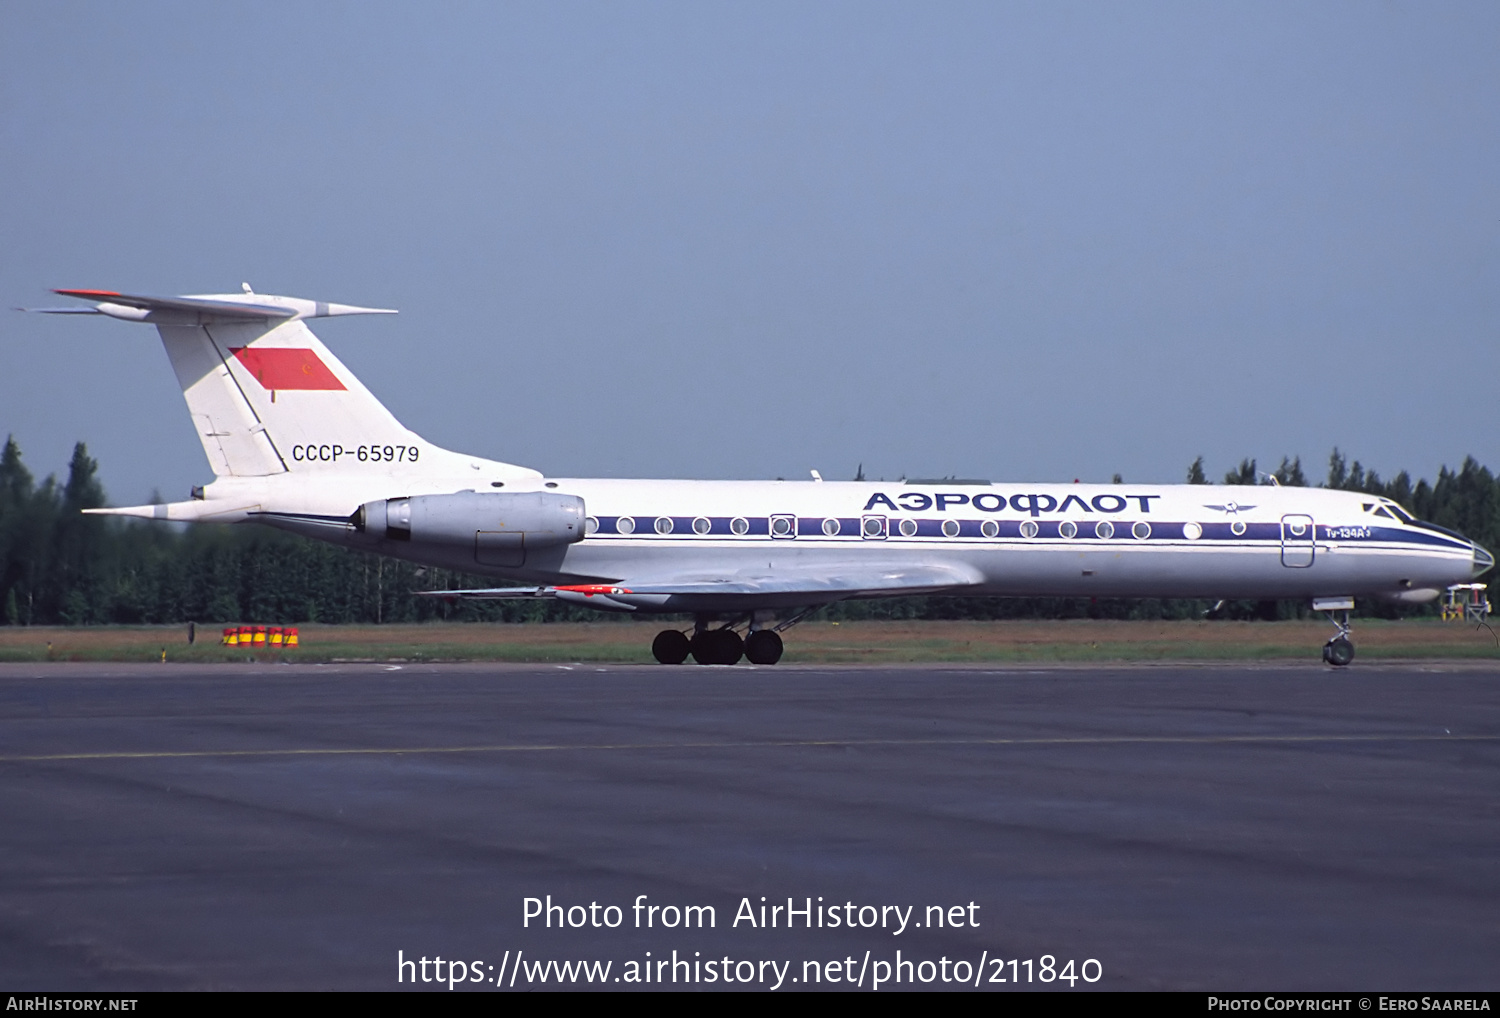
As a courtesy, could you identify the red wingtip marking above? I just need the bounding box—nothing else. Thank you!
[556,584,632,596]
[54,289,122,299]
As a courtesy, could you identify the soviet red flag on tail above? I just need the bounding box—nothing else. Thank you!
[230,347,345,390]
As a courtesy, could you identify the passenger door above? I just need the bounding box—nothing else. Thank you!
[1280,514,1315,568]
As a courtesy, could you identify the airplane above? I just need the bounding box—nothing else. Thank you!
[28,286,1493,667]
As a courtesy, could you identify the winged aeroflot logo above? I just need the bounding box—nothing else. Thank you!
[1203,502,1256,515]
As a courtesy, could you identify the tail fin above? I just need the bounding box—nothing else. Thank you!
[39,288,539,481]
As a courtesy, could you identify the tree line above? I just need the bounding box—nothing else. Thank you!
[0,438,576,626]
[1,436,1495,626]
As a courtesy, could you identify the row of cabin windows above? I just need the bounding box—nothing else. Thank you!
[584,516,1183,541]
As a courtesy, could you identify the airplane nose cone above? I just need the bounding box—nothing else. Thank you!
[1473,542,1495,578]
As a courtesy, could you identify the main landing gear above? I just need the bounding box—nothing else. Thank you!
[744,630,783,665]
[651,610,807,665]
[651,629,691,664]
[1316,597,1356,666]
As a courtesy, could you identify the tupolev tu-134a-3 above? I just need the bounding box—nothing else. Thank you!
[30,287,1492,666]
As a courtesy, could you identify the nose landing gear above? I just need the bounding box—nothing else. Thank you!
[1315,597,1356,666]
[1322,636,1355,666]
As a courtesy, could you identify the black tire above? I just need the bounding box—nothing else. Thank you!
[689,631,713,664]
[652,629,690,665]
[691,629,743,665]
[744,629,784,665]
[714,629,744,665]
[1325,638,1355,667]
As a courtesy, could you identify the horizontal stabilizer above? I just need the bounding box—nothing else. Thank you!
[83,499,260,523]
[35,289,397,324]
[54,289,296,320]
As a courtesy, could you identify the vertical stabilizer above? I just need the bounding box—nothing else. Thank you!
[161,315,421,477]
[35,289,540,481]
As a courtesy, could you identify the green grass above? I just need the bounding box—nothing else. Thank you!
[2,619,1496,665]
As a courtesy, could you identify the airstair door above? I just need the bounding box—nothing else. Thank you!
[1281,515,1315,568]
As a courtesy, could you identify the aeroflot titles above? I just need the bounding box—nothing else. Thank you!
[863,492,1162,516]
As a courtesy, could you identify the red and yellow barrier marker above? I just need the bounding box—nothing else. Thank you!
[223,625,300,649]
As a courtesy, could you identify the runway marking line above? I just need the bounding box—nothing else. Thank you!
[0,732,1495,764]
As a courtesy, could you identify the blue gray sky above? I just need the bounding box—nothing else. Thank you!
[3,2,1496,504]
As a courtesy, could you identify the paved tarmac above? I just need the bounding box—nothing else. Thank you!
[0,660,1496,991]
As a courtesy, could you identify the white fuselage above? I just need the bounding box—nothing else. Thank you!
[53,287,1487,618]
[193,471,1485,611]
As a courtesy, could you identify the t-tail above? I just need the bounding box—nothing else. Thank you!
[34,287,539,485]
[29,287,540,522]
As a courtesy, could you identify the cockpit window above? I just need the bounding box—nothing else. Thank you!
[1370,499,1468,541]
[1372,506,1395,520]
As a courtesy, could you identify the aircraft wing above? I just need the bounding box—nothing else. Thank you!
[418,561,984,611]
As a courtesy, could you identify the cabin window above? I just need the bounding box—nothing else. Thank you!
[899,518,919,537]
[942,519,961,538]
[862,516,886,538]
[1182,522,1202,540]
[617,516,636,535]
[1231,521,1247,536]
[731,517,749,536]
[981,519,999,539]
[1095,521,1115,540]
[1059,520,1078,539]
[1132,521,1151,540]
[1019,520,1039,539]
[655,516,674,535]
[584,517,599,536]
[771,516,794,537]
[822,518,841,536]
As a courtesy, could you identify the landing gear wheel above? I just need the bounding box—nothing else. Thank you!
[652,629,690,664]
[744,630,784,665]
[1318,603,1357,668]
[691,629,744,665]
[1323,637,1355,667]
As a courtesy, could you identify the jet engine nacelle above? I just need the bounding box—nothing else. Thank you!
[354,490,585,567]
[1377,587,1441,605]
